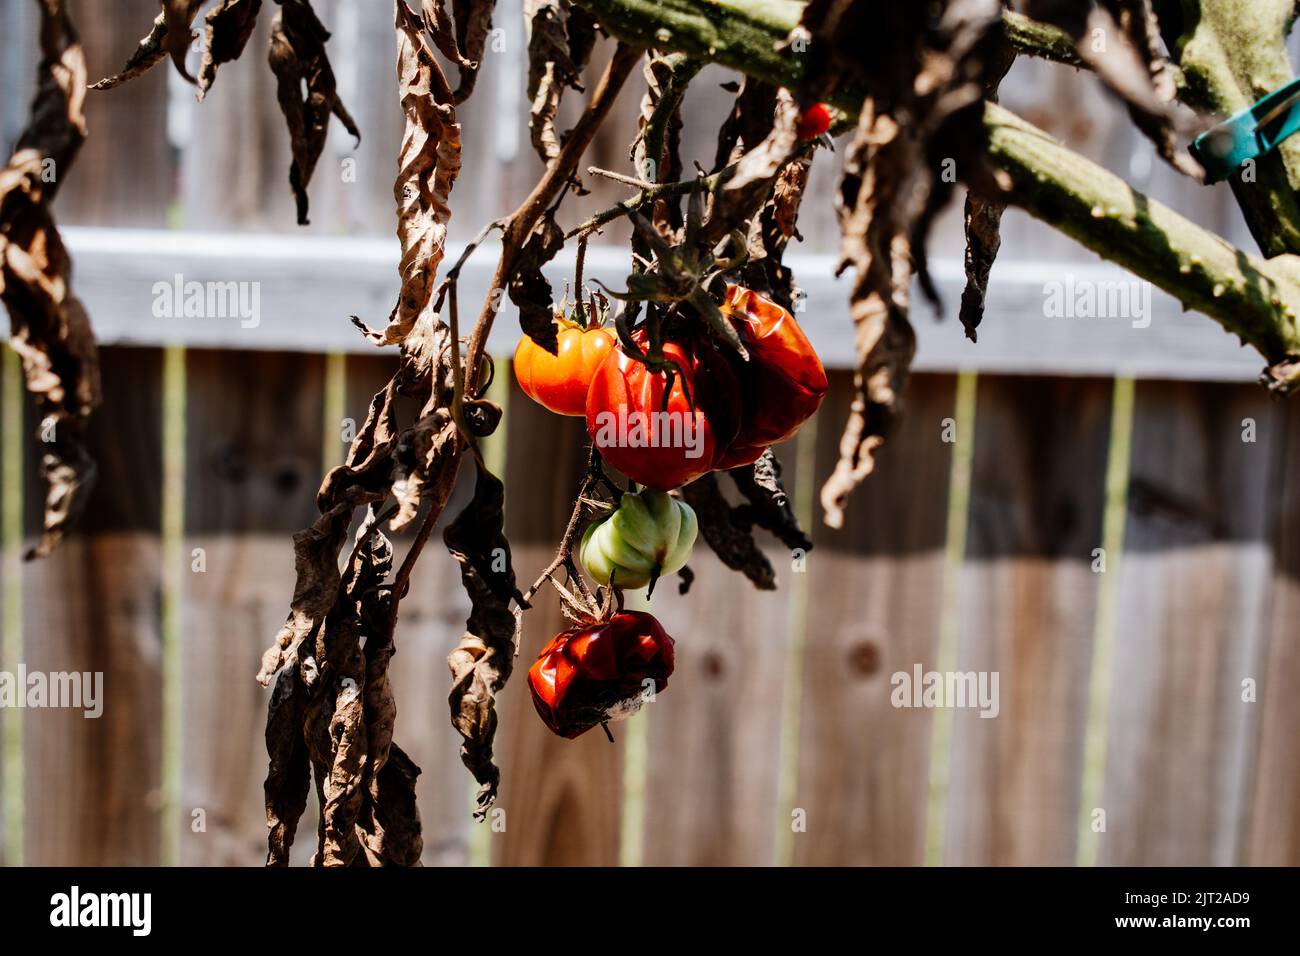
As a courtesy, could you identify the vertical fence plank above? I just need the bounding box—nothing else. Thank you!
[1248,400,1300,865]
[639,435,802,867]
[944,375,1112,866]
[791,371,957,866]
[493,377,623,865]
[20,346,164,865]
[1102,381,1279,866]
[342,353,473,866]
[180,349,325,865]
[56,0,176,226]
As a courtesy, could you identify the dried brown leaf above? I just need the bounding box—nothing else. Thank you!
[163,0,205,83]
[264,666,310,866]
[509,217,565,354]
[198,0,263,100]
[445,461,520,820]
[728,449,812,554]
[267,0,361,226]
[680,473,777,590]
[360,0,461,347]
[526,0,592,167]
[0,0,100,559]
[450,0,498,102]
[87,11,167,91]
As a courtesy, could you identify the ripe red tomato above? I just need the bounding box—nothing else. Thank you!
[586,329,740,490]
[527,611,675,739]
[715,284,828,469]
[796,102,833,140]
[513,318,616,417]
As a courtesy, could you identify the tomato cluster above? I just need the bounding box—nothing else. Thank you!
[584,284,827,487]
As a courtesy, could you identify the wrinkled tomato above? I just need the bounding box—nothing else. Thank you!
[715,284,828,468]
[586,329,740,490]
[527,611,675,739]
[513,318,616,417]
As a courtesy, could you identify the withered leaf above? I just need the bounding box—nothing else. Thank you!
[526,0,592,167]
[198,0,263,100]
[163,0,205,83]
[0,0,101,559]
[451,0,498,103]
[267,0,361,226]
[728,448,812,554]
[264,666,310,866]
[88,11,168,91]
[445,461,520,820]
[680,473,777,591]
[509,217,565,355]
[360,0,462,347]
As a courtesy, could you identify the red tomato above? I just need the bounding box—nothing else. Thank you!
[586,329,740,490]
[715,284,828,469]
[527,611,675,739]
[513,319,616,417]
[796,102,833,140]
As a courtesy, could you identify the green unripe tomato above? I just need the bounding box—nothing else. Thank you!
[580,488,698,590]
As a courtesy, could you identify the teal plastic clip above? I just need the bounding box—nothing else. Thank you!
[1190,76,1300,183]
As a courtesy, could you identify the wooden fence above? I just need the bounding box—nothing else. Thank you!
[0,0,1297,867]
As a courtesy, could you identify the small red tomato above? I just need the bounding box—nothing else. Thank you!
[586,330,740,490]
[513,317,616,416]
[527,611,676,739]
[715,284,828,469]
[796,102,833,140]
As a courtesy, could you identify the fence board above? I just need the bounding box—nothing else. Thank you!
[342,353,473,866]
[180,349,325,865]
[21,346,164,865]
[792,372,957,866]
[493,377,623,865]
[640,436,801,867]
[945,375,1112,866]
[1102,381,1279,866]
[58,0,175,227]
[1248,400,1300,865]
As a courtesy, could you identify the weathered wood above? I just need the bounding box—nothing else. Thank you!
[792,372,957,865]
[180,349,325,865]
[1248,399,1300,865]
[56,0,176,226]
[343,352,472,866]
[492,377,623,865]
[641,434,802,866]
[21,346,164,865]
[944,375,1112,866]
[1102,381,1279,866]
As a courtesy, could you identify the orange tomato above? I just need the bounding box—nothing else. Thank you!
[513,319,616,417]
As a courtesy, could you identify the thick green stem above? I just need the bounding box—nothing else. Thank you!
[1175,0,1300,256]
[574,0,1300,381]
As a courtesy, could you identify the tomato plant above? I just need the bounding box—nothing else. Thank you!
[527,610,675,739]
[513,314,616,416]
[715,284,829,468]
[580,488,697,590]
[586,329,741,490]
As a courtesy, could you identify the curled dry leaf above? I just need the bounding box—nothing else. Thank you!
[526,0,595,167]
[198,0,264,100]
[680,473,777,591]
[509,217,565,354]
[1023,0,1202,178]
[0,0,101,559]
[267,0,361,226]
[87,11,167,91]
[794,0,1005,527]
[446,460,521,820]
[450,0,498,103]
[264,665,310,866]
[163,0,206,82]
[360,0,462,347]
[728,448,812,555]
[706,87,803,247]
